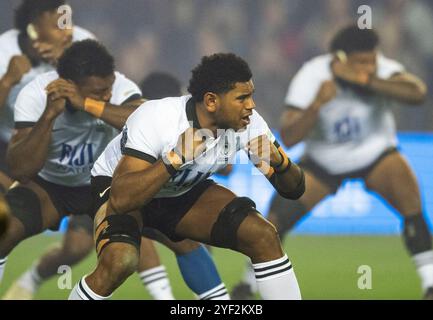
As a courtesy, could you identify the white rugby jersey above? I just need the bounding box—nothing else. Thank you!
[92,95,275,198]
[285,53,405,174]
[0,26,95,142]
[14,71,141,187]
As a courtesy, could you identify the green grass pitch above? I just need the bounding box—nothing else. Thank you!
[0,234,423,300]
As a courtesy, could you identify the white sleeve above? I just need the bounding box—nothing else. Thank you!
[123,102,163,162]
[284,61,328,110]
[72,26,97,41]
[110,72,142,105]
[14,78,47,125]
[377,54,405,79]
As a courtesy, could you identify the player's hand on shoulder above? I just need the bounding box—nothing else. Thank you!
[45,79,85,111]
[314,80,337,107]
[3,55,32,86]
[45,92,66,118]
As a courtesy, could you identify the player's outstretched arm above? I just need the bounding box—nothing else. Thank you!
[248,134,305,200]
[7,96,66,183]
[367,72,427,105]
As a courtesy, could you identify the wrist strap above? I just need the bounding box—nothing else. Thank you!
[273,147,292,174]
[84,98,105,118]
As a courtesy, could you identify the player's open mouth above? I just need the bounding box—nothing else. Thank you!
[241,116,250,126]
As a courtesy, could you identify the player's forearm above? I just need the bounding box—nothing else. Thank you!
[109,160,172,214]
[272,163,305,200]
[0,76,13,110]
[280,104,321,147]
[7,113,56,181]
[99,103,139,130]
[368,76,427,104]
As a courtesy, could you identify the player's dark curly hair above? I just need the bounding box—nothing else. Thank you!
[330,25,379,54]
[188,53,252,102]
[15,0,66,34]
[140,72,182,99]
[57,40,115,83]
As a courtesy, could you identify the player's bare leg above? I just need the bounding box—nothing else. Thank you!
[173,184,301,300]
[0,181,61,284]
[233,170,330,299]
[0,172,12,194]
[2,216,93,299]
[365,151,433,299]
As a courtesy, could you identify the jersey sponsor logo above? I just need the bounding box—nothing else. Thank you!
[333,117,361,142]
[59,142,95,166]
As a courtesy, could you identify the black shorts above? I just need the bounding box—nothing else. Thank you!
[91,176,216,242]
[33,175,93,228]
[300,147,399,194]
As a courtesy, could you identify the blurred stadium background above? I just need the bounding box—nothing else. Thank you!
[0,0,432,299]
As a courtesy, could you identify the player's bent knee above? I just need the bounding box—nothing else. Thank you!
[210,197,256,250]
[95,214,142,257]
[62,236,94,262]
[238,217,280,257]
[98,243,140,283]
[5,186,42,237]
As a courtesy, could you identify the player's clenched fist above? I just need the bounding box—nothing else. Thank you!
[314,80,337,107]
[164,127,208,171]
[3,55,32,87]
[248,134,281,167]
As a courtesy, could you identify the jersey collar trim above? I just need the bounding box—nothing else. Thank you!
[186,98,202,129]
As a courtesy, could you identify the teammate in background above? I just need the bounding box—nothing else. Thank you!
[69,53,305,300]
[232,25,432,300]
[0,0,96,192]
[2,60,229,300]
[0,0,96,294]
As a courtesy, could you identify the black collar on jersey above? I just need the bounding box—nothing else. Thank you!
[186,98,202,129]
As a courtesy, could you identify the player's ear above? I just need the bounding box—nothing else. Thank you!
[203,92,218,113]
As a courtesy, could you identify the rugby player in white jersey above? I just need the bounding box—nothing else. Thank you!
[1,40,230,300]
[0,0,95,192]
[233,25,432,300]
[0,0,96,290]
[69,53,305,300]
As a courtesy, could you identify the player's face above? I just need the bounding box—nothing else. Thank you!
[77,74,116,102]
[347,50,377,76]
[33,10,74,50]
[215,80,256,131]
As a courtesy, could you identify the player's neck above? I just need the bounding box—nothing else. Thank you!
[195,102,218,137]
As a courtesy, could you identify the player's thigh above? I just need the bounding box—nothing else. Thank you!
[9,180,61,231]
[0,171,12,192]
[298,170,332,210]
[174,184,238,244]
[62,215,94,256]
[365,151,421,215]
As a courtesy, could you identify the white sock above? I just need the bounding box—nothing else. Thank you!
[412,250,433,291]
[253,254,301,300]
[198,283,230,300]
[17,265,43,293]
[242,260,258,293]
[68,276,112,300]
[0,257,7,283]
[139,266,175,300]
